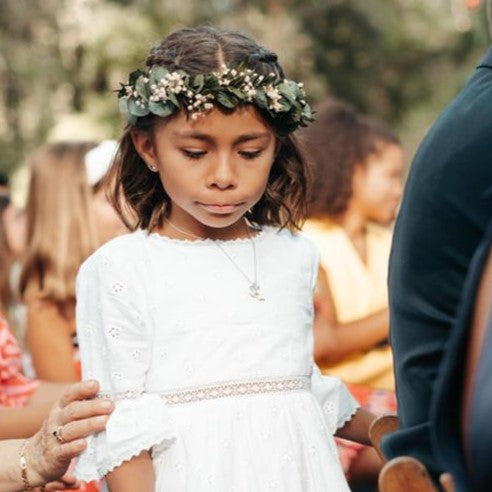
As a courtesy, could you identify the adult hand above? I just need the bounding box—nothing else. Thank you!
[23,380,113,488]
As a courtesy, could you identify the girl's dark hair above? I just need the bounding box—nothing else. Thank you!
[302,98,400,217]
[109,26,308,232]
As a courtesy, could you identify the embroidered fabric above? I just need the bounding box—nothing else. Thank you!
[97,376,311,406]
[74,227,358,491]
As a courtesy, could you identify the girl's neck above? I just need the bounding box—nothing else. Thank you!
[155,216,251,242]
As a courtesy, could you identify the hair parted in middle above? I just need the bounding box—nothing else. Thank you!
[302,98,400,218]
[109,25,310,232]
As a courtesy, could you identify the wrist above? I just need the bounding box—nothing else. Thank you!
[22,436,48,489]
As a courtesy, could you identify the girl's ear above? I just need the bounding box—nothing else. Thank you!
[131,130,157,166]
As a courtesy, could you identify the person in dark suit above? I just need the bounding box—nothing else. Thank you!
[431,219,492,492]
[381,1,492,480]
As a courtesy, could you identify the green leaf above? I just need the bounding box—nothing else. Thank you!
[149,66,168,85]
[149,101,174,118]
[254,91,267,109]
[277,82,297,103]
[135,76,148,97]
[128,98,150,117]
[216,92,235,109]
[193,74,204,91]
[168,93,180,107]
[228,87,246,100]
[128,69,145,85]
[118,97,129,114]
[277,101,290,112]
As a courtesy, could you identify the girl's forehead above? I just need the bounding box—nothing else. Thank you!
[159,106,273,139]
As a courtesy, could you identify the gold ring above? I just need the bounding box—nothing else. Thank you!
[53,425,66,444]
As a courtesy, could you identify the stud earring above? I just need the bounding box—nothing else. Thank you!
[148,163,158,172]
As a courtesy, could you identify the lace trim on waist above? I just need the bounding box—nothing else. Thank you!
[97,376,311,406]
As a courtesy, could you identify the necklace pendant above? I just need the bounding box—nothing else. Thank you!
[249,282,265,301]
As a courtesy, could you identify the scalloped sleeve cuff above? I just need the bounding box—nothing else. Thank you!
[74,393,176,482]
[311,365,360,434]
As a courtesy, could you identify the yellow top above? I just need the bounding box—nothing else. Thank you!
[303,218,394,390]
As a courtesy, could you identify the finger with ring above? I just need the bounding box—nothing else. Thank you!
[53,425,66,443]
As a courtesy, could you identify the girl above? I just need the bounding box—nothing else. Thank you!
[302,98,404,483]
[74,26,374,491]
[20,141,127,382]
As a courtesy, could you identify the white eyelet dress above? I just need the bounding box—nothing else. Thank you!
[74,227,358,491]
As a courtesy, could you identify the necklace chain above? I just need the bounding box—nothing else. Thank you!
[165,218,265,301]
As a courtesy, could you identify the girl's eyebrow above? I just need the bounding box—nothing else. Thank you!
[172,131,271,145]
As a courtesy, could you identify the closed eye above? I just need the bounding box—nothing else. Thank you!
[239,149,263,160]
[182,149,207,160]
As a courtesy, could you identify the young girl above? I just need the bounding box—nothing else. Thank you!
[74,26,374,491]
[20,141,127,382]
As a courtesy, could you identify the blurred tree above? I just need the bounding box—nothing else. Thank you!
[0,0,489,176]
[296,0,488,121]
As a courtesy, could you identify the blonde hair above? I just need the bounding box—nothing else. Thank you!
[20,142,99,310]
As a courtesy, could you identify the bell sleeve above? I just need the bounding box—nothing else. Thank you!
[307,239,359,434]
[310,364,359,435]
[73,248,175,482]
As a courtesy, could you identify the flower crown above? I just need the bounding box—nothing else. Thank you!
[117,63,313,134]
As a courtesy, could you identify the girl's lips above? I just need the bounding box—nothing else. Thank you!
[198,203,244,214]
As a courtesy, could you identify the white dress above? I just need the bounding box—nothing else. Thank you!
[74,226,358,491]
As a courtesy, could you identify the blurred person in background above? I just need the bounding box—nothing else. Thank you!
[19,141,127,383]
[0,176,26,327]
[302,98,404,487]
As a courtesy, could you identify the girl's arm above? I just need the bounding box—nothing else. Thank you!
[26,300,77,382]
[335,407,375,446]
[313,266,389,364]
[106,451,155,492]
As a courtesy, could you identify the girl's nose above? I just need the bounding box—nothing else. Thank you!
[206,154,238,190]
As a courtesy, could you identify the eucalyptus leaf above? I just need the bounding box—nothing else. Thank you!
[149,66,168,85]
[168,93,179,107]
[128,98,150,117]
[193,74,205,91]
[216,92,235,109]
[119,97,129,114]
[254,91,267,109]
[228,87,246,100]
[277,83,296,103]
[135,76,148,97]
[149,101,174,117]
[128,70,144,85]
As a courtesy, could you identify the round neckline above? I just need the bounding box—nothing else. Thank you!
[141,225,272,246]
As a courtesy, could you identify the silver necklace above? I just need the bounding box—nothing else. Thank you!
[165,218,265,301]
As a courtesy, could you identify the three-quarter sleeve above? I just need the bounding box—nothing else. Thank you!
[73,249,175,481]
[310,364,359,435]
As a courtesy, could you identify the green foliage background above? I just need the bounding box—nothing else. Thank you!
[0,0,489,175]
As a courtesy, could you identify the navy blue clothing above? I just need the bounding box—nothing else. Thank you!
[431,219,492,492]
[381,45,492,478]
